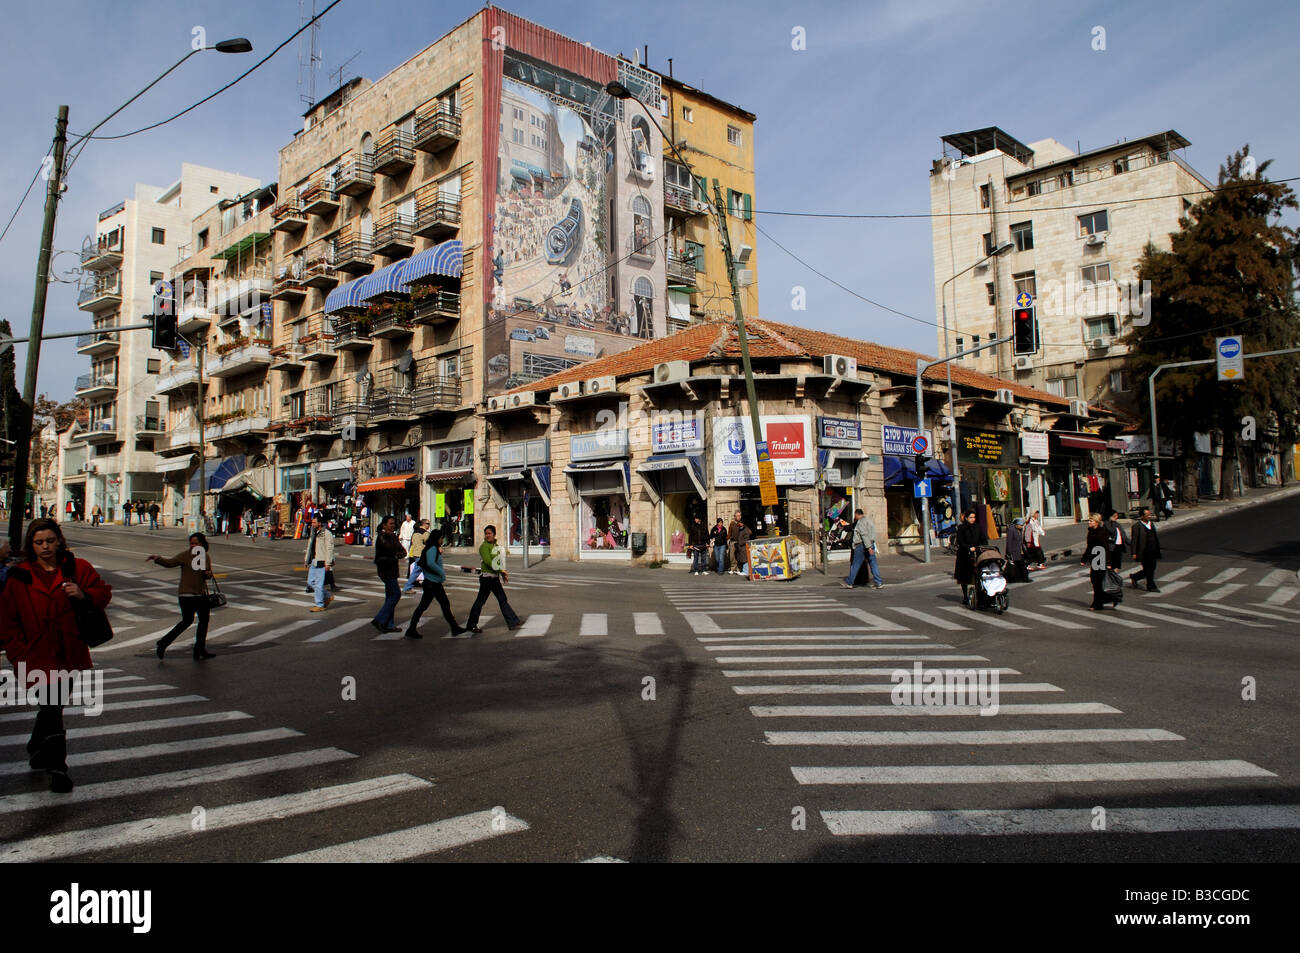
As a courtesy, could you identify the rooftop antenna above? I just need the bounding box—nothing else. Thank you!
[297,0,323,110]
[330,50,362,93]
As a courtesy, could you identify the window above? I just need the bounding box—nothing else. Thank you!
[151,228,165,245]
[1011,220,1034,252]
[685,240,705,272]
[512,128,524,144]
[1078,209,1109,236]
[979,184,990,209]
[682,106,693,123]
[727,125,741,146]
[727,189,753,220]
[440,355,459,379]
[1013,271,1037,298]
[1113,157,1130,175]
[1059,169,1075,188]
[209,185,218,194]
[150,271,163,283]
[197,228,209,250]
[986,282,996,305]
[972,334,981,352]
[955,336,965,358]
[289,392,305,419]
[665,160,695,191]
[1085,315,1118,339]
[1110,369,1132,393]
[982,232,994,256]
[1027,180,1042,196]
[1080,262,1111,285]
[1046,376,1079,397]
[146,359,161,374]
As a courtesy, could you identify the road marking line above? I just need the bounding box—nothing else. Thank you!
[1201,583,1247,602]
[306,618,377,643]
[1050,604,1151,628]
[751,702,1122,717]
[698,634,928,642]
[726,667,1019,678]
[579,613,608,637]
[822,805,1300,836]
[0,728,303,777]
[1264,588,1300,606]
[935,606,1027,630]
[633,612,663,635]
[1115,605,1213,628]
[1001,608,1091,630]
[733,682,1063,696]
[268,807,530,862]
[0,747,355,816]
[1257,569,1293,587]
[0,711,253,748]
[1159,566,1197,581]
[514,614,553,638]
[1146,603,1269,628]
[1038,576,1090,592]
[235,619,320,646]
[1202,604,1299,624]
[767,728,1183,746]
[1206,567,1247,585]
[792,760,1275,785]
[1152,581,1191,595]
[95,627,182,653]
[0,774,432,863]
[887,607,969,630]
[717,654,978,663]
[707,642,949,652]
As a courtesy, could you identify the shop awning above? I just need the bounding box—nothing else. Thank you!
[884,454,952,486]
[156,456,195,475]
[324,276,367,314]
[190,454,245,493]
[316,458,352,476]
[565,460,630,498]
[425,469,474,484]
[356,473,415,492]
[402,240,463,282]
[636,453,707,503]
[358,259,411,302]
[1056,433,1108,451]
[220,466,272,500]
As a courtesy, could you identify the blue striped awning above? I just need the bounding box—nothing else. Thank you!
[324,276,367,314]
[402,240,463,283]
[358,259,412,302]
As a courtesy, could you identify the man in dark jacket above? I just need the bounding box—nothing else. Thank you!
[1129,507,1162,592]
[371,515,405,633]
[1106,511,1127,570]
[687,516,709,575]
[726,510,747,575]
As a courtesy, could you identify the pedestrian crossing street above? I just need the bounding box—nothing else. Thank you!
[663,576,1300,839]
[0,666,531,862]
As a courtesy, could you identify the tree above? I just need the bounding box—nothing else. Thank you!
[0,319,24,507]
[1124,147,1300,501]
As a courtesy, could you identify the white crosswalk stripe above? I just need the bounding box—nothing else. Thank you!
[1206,568,1247,585]
[732,682,1063,696]
[1000,607,1091,631]
[886,607,969,630]
[1050,604,1152,629]
[934,606,1027,630]
[751,702,1123,718]
[822,805,1300,836]
[1113,604,1214,628]
[1158,566,1197,581]
[1264,588,1300,605]
[791,760,1274,785]
[0,711,252,748]
[1201,583,1247,602]
[234,619,320,646]
[766,728,1183,746]
[0,728,301,777]
[721,654,989,664]
[634,613,663,635]
[1146,602,1270,628]
[305,618,376,643]
[513,614,553,638]
[723,667,1018,678]
[579,613,607,637]
[1038,575,1090,592]
[1257,569,1293,588]
[268,808,530,862]
[1150,581,1191,595]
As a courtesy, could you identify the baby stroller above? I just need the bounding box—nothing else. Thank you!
[966,546,1010,614]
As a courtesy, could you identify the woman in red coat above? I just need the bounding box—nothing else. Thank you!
[0,518,111,792]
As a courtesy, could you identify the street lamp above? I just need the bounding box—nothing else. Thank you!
[939,241,1014,528]
[6,38,252,548]
[605,80,778,535]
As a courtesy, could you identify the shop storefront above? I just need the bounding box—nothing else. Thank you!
[279,464,312,537]
[218,461,273,533]
[567,429,632,558]
[816,417,864,557]
[1019,431,1050,521]
[713,415,816,539]
[314,458,352,506]
[956,428,1024,538]
[1047,432,1113,521]
[425,440,474,548]
[639,417,707,564]
[880,424,951,544]
[156,456,194,528]
[357,449,421,530]
[488,439,552,555]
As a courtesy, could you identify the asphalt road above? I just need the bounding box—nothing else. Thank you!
[1,497,1297,863]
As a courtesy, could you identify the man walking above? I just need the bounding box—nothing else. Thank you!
[1129,507,1162,592]
[123,499,132,526]
[687,515,709,576]
[90,504,101,528]
[465,525,522,633]
[303,514,335,612]
[1107,510,1128,571]
[841,508,884,590]
[398,513,416,559]
[371,515,405,633]
[727,510,747,575]
[148,502,160,531]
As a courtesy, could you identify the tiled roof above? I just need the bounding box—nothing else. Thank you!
[508,317,1069,408]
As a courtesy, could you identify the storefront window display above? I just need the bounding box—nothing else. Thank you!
[433,486,475,548]
[821,486,854,550]
[1042,466,1075,520]
[581,493,629,550]
[662,492,706,556]
[509,497,550,548]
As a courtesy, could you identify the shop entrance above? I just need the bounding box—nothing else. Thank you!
[737,488,789,537]
[431,483,473,548]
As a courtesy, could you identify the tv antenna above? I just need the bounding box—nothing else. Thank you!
[297,0,323,110]
[331,51,362,93]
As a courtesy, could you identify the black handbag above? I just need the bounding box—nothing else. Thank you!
[206,576,227,609]
[1103,570,1124,602]
[59,559,114,648]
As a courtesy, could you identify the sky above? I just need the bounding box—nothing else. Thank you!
[2,0,1297,404]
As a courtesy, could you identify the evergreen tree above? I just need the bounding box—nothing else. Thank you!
[1125,147,1300,500]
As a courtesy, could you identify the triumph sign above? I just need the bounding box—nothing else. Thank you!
[713,416,815,486]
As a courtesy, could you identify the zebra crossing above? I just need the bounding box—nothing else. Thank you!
[663,580,1300,839]
[0,665,531,862]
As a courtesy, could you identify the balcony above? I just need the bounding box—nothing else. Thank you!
[627,231,656,264]
[216,414,271,440]
[369,392,415,423]
[664,183,709,218]
[134,416,166,440]
[270,201,308,234]
[271,271,308,301]
[300,317,338,363]
[298,406,337,439]
[83,420,119,445]
[334,320,373,352]
[209,273,273,317]
[76,329,119,356]
[75,373,117,399]
[77,276,122,312]
[155,364,199,395]
[178,298,215,334]
[302,255,339,290]
[412,289,460,325]
[81,236,125,271]
[336,156,375,196]
[414,104,462,154]
[412,374,462,413]
[372,212,415,257]
[334,400,370,433]
[300,180,340,217]
[269,343,307,371]
[160,427,201,456]
[667,253,698,286]
[412,194,461,239]
[334,238,374,274]
[372,130,415,176]
[370,312,414,340]
[205,339,273,378]
[268,419,306,445]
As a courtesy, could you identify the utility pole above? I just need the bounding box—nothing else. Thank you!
[7,105,69,549]
[197,341,207,530]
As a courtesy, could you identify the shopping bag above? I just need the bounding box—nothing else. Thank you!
[1103,570,1124,602]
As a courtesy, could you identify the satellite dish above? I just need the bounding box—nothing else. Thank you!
[356,368,372,384]
[397,350,414,374]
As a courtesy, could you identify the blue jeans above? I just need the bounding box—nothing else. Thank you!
[846,544,884,587]
[714,544,726,574]
[690,547,707,572]
[401,561,424,591]
[307,564,327,607]
[373,577,401,627]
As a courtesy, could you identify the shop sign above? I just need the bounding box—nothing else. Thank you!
[957,430,1015,466]
[379,452,418,477]
[564,335,596,357]
[430,441,474,473]
[1020,431,1050,463]
[882,425,934,457]
[713,416,815,487]
[651,417,702,453]
[499,439,550,469]
[819,416,862,449]
[571,429,628,462]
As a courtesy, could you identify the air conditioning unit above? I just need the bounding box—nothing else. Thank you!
[1014,355,1032,370]
[487,392,536,411]
[735,243,753,264]
[736,269,754,287]
[1085,234,1105,246]
[585,375,616,395]
[654,360,690,383]
[1090,336,1110,349]
[823,354,857,379]
[994,388,1015,405]
[555,380,583,400]
[1069,399,1089,417]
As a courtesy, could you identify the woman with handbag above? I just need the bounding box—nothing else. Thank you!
[405,529,466,639]
[148,532,217,660]
[1081,513,1111,611]
[0,518,112,792]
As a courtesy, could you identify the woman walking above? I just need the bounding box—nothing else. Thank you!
[371,515,405,633]
[1081,513,1111,610]
[0,518,112,792]
[401,519,431,594]
[953,509,987,605]
[710,517,729,575]
[405,530,466,639]
[1025,510,1046,569]
[148,533,216,659]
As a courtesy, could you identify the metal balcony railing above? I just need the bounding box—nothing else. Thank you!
[414,103,462,152]
[80,235,125,265]
[372,130,415,175]
[372,211,415,254]
[412,289,461,324]
[336,155,375,195]
[134,415,165,434]
[78,276,122,305]
[413,193,461,237]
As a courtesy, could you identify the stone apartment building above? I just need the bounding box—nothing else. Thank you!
[929,127,1213,411]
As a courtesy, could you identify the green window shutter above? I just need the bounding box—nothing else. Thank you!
[695,175,707,201]
[726,189,737,216]
[743,192,753,221]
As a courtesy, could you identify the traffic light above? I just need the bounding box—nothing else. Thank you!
[915,452,928,477]
[151,280,178,350]
[1013,306,1037,355]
